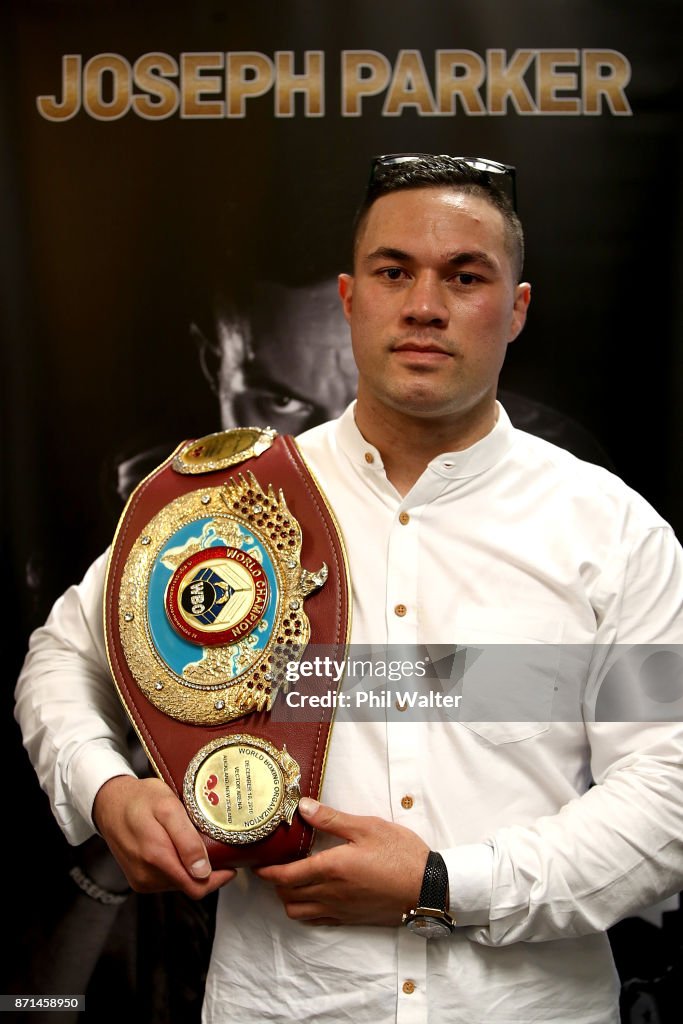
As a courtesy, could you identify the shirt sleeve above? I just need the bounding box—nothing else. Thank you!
[446,524,683,944]
[14,550,137,845]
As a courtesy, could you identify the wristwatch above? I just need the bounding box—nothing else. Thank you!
[402,851,455,938]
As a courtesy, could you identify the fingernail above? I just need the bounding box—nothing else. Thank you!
[191,857,211,878]
[298,797,320,817]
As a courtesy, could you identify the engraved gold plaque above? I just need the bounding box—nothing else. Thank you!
[183,735,301,844]
[173,428,276,475]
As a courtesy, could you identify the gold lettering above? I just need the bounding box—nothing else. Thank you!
[487,49,536,114]
[275,50,324,117]
[436,50,486,115]
[537,50,580,113]
[181,53,224,118]
[582,49,632,115]
[83,54,132,121]
[35,47,635,123]
[36,54,81,121]
[382,49,436,116]
[133,52,180,119]
[227,52,275,118]
[341,50,391,116]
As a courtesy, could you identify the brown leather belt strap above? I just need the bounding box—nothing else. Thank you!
[104,431,350,867]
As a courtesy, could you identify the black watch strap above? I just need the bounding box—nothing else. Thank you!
[418,851,449,910]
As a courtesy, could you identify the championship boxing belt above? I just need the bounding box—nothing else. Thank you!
[104,427,350,868]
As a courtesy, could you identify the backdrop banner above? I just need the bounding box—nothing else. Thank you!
[2,1,681,1019]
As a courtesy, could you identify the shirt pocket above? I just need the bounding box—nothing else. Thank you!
[455,607,563,745]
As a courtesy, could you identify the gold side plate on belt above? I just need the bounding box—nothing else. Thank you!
[183,735,301,844]
[173,427,277,475]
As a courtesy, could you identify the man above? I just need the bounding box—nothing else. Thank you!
[15,155,683,1023]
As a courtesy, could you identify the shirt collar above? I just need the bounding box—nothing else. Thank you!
[335,400,515,483]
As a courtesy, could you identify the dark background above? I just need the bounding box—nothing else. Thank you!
[1,1,681,1019]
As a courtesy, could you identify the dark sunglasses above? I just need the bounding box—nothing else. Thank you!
[368,153,517,212]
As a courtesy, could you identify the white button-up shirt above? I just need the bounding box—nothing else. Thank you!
[15,403,683,1024]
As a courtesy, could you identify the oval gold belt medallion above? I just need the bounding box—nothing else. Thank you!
[183,734,301,844]
[117,470,328,726]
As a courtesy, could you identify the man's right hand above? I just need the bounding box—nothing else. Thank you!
[93,775,236,899]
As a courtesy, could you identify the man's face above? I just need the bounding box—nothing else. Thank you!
[338,187,530,427]
[215,279,357,436]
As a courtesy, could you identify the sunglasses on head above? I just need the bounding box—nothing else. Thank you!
[368,154,517,212]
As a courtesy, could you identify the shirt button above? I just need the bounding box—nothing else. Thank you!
[398,511,410,525]
[395,698,408,712]
[401,795,414,810]
[394,604,407,617]
[402,981,416,995]
[364,452,374,464]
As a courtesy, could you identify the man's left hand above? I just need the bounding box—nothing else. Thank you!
[253,798,429,927]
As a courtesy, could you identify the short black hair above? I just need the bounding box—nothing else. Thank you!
[352,154,525,281]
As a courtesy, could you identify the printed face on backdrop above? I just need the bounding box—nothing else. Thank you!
[338,187,530,428]
[205,279,358,436]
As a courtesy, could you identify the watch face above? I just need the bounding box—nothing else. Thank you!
[406,915,453,939]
